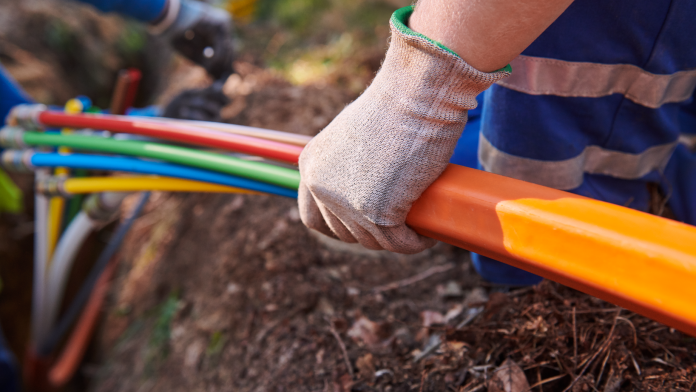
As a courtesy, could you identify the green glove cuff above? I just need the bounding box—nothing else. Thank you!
[391,6,512,74]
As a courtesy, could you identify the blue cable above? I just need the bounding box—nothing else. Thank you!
[29,153,299,198]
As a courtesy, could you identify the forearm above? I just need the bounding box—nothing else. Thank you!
[410,0,573,72]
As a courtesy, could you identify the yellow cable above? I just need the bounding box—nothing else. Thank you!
[56,98,83,174]
[47,99,83,259]
[62,176,259,195]
[47,197,66,259]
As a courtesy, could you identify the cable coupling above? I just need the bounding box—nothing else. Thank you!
[83,192,129,224]
[0,126,28,149]
[6,104,47,130]
[1,150,35,172]
[35,176,69,198]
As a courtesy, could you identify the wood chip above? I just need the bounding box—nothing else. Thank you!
[487,358,531,392]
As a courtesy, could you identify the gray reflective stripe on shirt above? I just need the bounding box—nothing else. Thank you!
[680,134,696,151]
[497,55,696,109]
[478,134,678,190]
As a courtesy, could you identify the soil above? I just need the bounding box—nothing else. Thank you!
[88,66,696,391]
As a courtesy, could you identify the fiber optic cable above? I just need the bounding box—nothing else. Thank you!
[43,212,95,333]
[48,255,117,387]
[1,151,298,198]
[135,117,313,146]
[39,176,257,196]
[63,169,87,228]
[2,130,300,189]
[31,170,50,345]
[44,192,127,338]
[47,197,65,259]
[34,110,304,164]
[40,193,149,358]
[47,99,84,258]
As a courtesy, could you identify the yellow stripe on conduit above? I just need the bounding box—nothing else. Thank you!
[496,197,696,334]
[407,164,696,337]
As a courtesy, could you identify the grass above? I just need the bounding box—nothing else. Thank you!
[143,292,180,376]
[236,0,409,89]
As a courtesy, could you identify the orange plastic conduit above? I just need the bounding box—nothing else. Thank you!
[407,164,696,337]
[48,257,118,387]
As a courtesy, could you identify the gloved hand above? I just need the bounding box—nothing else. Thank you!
[162,80,229,121]
[151,0,235,79]
[298,6,511,254]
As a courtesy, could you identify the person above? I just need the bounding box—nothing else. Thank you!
[0,0,235,123]
[298,0,696,286]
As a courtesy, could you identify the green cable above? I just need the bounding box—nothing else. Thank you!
[0,167,22,213]
[21,132,300,189]
[64,194,84,229]
[63,169,87,229]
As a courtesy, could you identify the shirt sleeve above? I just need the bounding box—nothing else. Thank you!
[75,0,168,23]
[0,65,33,123]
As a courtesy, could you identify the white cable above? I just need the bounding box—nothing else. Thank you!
[44,212,96,332]
[31,170,50,344]
[130,116,313,146]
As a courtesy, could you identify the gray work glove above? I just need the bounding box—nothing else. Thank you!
[298,6,511,254]
[150,0,235,79]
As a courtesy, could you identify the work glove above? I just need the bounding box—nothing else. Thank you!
[298,6,511,254]
[151,0,235,79]
[162,80,229,121]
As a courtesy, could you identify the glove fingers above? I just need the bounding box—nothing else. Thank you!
[374,225,437,255]
[315,202,359,245]
[299,179,435,253]
[298,182,338,240]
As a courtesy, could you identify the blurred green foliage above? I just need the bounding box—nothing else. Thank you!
[0,168,22,214]
[206,330,226,356]
[265,0,331,35]
[239,0,408,87]
[116,22,147,62]
[144,293,179,375]
[149,293,179,352]
[255,0,399,40]
[45,19,77,53]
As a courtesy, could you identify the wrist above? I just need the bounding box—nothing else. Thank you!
[393,6,511,74]
[386,6,511,114]
[409,0,573,72]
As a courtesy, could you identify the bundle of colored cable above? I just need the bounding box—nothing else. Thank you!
[35,110,304,164]
[13,130,301,189]
[3,101,313,390]
[40,193,149,359]
[44,192,129,336]
[0,151,298,198]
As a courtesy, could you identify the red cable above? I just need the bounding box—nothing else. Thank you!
[122,69,142,113]
[38,111,304,164]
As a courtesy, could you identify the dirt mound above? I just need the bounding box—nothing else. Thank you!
[0,0,170,108]
[89,69,696,392]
